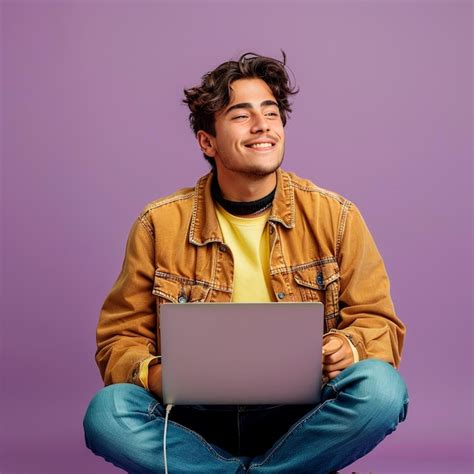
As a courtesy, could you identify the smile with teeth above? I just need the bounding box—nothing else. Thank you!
[247,143,274,149]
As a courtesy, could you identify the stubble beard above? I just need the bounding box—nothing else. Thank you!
[222,148,285,180]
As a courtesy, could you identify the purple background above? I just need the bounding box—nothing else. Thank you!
[2,1,472,473]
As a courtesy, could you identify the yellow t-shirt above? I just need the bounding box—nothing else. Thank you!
[215,204,276,302]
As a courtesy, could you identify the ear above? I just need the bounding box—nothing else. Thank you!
[197,130,217,158]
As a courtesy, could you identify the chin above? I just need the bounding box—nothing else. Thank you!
[246,164,281,177]
[218,152,284,178]
[248,155,284,176]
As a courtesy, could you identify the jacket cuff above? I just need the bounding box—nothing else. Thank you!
[343,334,359,362]
[138,356,161,391]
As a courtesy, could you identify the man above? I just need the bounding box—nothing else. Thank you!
[83,52,409,473]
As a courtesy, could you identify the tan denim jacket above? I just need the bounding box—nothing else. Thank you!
[96,169,405,387]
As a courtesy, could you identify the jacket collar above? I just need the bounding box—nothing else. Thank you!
[189,168,295,246]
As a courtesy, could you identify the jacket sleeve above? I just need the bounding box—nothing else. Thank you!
[332,202,406,368]
[95,216,158,386]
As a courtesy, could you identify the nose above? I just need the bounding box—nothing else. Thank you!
[250,113,270,134]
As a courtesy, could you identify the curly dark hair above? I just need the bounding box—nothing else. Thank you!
[183,51,299,166]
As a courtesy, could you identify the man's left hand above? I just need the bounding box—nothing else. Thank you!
[322,335,354,380]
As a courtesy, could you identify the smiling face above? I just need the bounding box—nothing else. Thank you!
[197,78,285,196]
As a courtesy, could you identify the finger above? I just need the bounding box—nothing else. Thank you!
[322,346,347,365]
[327,370,341,380]
[324,356,351,373]
[322,337,343,352]
[322,338,343,355]
[323,350,345,364]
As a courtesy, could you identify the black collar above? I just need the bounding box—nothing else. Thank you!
[211,174,276,216]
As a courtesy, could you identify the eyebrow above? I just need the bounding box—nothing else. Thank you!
[224,100,279,116]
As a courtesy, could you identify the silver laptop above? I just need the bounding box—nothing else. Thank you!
[160,302,324,405]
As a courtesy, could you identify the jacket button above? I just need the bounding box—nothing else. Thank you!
[277,292,286,300]
[219,244,227,252]
[317,272,324,287]
[178,296,187,304]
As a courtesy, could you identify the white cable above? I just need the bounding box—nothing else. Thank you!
[163,404,174,474]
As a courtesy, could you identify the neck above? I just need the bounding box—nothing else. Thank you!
[215,171,277,201]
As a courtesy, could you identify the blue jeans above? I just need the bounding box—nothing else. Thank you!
[83,359,409,473]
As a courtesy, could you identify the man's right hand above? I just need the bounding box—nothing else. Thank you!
[148,364,163,401]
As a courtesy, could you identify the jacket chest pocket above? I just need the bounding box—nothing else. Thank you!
[152,271,211,304]
[292,260,341,329]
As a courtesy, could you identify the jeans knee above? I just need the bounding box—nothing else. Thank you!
[83,383,148,453]
[83,385,115,450]
[356,359,409,426]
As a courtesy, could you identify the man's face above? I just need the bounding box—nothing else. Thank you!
[201,78,285,180]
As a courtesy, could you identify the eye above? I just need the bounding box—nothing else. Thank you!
[232,115,248,120]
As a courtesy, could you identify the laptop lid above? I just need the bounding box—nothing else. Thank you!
[160,302,324,405]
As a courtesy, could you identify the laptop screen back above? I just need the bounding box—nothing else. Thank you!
[160,302,324,405]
